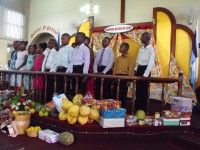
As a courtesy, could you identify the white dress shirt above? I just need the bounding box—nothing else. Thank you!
[42,48,50,72]
[50,45,73,72]
[42,48,57,71]
[93,47,114,74]
[67,43,90,74]
[134,44,155,77]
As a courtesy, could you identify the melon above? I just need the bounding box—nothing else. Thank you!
[135,110,146,119]
[59,132,74,146]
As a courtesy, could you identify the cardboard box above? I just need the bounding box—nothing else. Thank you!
[162,118,180,126]
[99,117,125,128]
[39,129,60,143]
[170,96,192,112]
[180,118,191,126]
[180,112,192,118]
[100,108,126,119]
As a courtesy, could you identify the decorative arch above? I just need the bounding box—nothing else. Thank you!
[30,32,56,45]
[69,16,94,46]
[153,7,176,56]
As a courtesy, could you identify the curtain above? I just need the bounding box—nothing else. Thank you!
[2,7,24,40]
[91,32,115,50]
[167,54,197,102]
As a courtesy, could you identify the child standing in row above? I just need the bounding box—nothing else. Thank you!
[24,45,36,90]
[10,41,19,87]
[15,41,28,87]
[33,43,46,102]
[113,43,134,108]
[84,37,95,98]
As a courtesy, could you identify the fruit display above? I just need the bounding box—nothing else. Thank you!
[58,94,100,125]
[58,111,68,121]
[135,110,146,119]
[163,111,181,119]
[62,99,74,111]
[26,126,41,137]
[80,105,91,116]
[72,94,84,106]
[38,106,49,117]
[35,103,43,113]
[58,131,74,146]
[26,126,41,132]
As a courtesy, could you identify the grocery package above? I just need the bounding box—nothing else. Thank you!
[100,108,126,119]
[162,118,180,126]
[98,99,126,128]
[180,118,191,126]
[99,117,125,128]
[53,94,67,113]
[38,129,60,143]
[170,96,192,112]
[169,96,193,126]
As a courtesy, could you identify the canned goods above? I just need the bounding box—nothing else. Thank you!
[155,112,160,119]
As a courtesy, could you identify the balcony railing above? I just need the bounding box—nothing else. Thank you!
[0,70,183,115]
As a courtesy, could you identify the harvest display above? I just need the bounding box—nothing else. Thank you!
[0,86,194,147]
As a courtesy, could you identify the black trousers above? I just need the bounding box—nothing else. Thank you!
[95,66,112,100]
[56,66,70,95]
[72,65,86,96]
[135,65,150,113]
[113,74,128,108]
[45,69,54,102]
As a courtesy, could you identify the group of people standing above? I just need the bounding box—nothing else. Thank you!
[9,31,155,112]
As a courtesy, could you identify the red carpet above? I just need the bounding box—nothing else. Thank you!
[1,107,200,150]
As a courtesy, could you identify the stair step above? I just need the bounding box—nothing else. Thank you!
[171,133,200,149]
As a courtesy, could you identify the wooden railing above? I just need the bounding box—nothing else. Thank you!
[0,70,183,115]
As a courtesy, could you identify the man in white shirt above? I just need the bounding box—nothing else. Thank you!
[42,39,57,72]
[43,39,58,101]
[93,37,114,99]
[41,48,50,72]
[50,33,73,94]
[134,32,155,113]
[68,32,90,95]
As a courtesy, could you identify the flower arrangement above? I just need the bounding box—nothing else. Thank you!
[3,84,34,111]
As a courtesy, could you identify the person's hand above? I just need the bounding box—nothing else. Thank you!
[98,72,104,75]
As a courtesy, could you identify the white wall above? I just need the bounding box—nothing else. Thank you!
[0,39,12,66]
[28,0,200,45]
[28,0,121,43]
[125,0,200,31]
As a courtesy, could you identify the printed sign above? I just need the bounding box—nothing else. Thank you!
[104,25,133,33]
[31,25,58,38]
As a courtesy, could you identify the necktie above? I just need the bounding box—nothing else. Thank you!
[44,50,50,70]
[98,49,105,66]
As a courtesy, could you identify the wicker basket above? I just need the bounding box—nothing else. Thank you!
[14,111,31,135]
[27,130,38,137]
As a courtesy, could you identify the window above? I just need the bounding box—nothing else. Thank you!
[2,8,24,40]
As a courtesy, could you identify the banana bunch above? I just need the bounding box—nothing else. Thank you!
[59,94,100,125]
